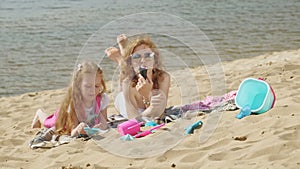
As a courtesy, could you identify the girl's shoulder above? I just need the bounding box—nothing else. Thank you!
[98,93,109,100]
[99,93,110,110]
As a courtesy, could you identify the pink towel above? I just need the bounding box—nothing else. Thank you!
[181,91,237,112]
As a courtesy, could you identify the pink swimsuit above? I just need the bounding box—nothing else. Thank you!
[43,95,101,128]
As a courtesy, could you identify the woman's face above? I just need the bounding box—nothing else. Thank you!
[131,44,155,73]
[80,73,102,106]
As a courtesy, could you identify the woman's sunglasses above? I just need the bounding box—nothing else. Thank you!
[130,52,155,61]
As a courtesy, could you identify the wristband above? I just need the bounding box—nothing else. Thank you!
[142,97,150,106]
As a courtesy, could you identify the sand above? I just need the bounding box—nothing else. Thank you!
[0,49,299,169]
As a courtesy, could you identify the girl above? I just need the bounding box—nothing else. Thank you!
[30,61,109,137]
[105,34,170,120]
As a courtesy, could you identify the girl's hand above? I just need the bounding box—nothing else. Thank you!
[75,122,86,134]
[93,123,108,130]
[71,122,87,137]
[136,69,153,100]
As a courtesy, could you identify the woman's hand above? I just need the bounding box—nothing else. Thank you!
[136,69,153,100]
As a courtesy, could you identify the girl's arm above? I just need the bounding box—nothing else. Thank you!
[100,108,108,121]
[93,109,108,130]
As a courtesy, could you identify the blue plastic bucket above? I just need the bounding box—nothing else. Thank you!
[235,78,275,114]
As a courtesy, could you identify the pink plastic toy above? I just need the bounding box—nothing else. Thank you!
[118,119,144,136]
[134,123,165,138]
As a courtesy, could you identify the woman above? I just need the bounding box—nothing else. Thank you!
[106,34,170,120]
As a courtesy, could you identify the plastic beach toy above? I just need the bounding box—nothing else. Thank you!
[84,127,100,135]
[134,123,165,138]
[120,134,135,141]
[236,105,251,119]
[84,127,109,136]
[117,119,144,136]
[185,120,203,135]
[145,121,158,127]
[235,78,276,114]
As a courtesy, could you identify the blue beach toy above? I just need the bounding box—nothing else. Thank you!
[120,134,135,141]
[235,78,276,114]
[185,120,203,135]
[145,121,158,127]
[84,127,100,135]
[236,105,251,119]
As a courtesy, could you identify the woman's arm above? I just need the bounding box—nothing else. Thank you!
[122,79,140,119]
[141,72,170,119]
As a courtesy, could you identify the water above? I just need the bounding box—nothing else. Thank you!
[0,0,299,97]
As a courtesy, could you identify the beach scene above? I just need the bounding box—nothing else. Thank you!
[1,0,300,168]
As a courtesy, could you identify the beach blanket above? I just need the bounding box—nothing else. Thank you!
[29,128,75,149]
[164,91,238,120]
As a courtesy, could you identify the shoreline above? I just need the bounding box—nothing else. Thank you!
[0,49,299,168]
[0,48,299,99]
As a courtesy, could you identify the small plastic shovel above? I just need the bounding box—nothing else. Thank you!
[134,123,165,138]
[185,120,203,135]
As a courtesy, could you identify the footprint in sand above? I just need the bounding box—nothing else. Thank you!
[233,136,247,141]
[278,130,299,141]
[230,145,251,151]
[180,152,205,163]
[207,151,227,161]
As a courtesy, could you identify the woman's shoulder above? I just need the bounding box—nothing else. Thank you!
[162,70,170,77]
[160,70,170,81]
[122,77,132,84]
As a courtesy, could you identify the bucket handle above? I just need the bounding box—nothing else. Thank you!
[128,122,144,130]
[258,77,276,108]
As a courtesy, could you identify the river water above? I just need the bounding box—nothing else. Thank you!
[0,0,299,97]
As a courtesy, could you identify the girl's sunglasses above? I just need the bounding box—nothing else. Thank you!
[130,52,155,61]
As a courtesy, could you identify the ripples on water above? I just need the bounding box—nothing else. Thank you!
[0,0,299,97]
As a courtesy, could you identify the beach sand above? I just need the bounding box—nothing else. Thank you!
[0,49,299,169]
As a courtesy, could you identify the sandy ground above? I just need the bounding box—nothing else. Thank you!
[0,49,299,169]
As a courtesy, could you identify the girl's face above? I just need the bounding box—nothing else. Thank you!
[131,44,155,73]
[80,73,102,106]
